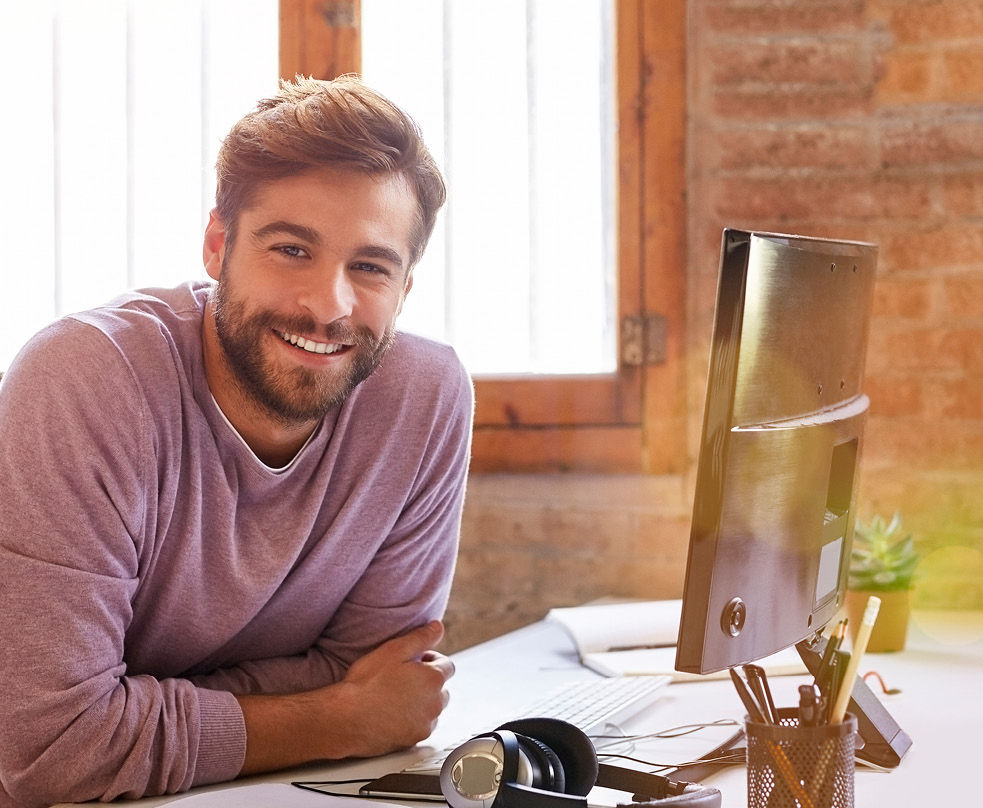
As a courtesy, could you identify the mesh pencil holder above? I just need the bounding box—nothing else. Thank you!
[745,708,857,808]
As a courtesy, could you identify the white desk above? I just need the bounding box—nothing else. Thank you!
[79,609,983,807]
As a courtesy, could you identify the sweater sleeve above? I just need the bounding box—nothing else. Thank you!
[0,322,245,807]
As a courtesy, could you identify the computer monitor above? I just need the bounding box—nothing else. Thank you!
[675,228,911,769]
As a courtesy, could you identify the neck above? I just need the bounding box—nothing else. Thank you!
[201,301,319,468]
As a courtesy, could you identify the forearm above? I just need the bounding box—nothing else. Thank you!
[235,622,452,776]
[235,683,361,774]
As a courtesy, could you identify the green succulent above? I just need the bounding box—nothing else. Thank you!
[848,513,919,592]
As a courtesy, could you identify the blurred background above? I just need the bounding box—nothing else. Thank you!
[2,0,980,652]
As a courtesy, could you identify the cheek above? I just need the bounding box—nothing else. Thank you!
[358,284,406,324]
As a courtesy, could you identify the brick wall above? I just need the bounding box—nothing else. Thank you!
[443,0,983,653]
[687,0,983,610]
[446,475,693,650]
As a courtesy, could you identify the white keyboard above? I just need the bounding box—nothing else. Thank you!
[518,674,672,734]
[404,675,671,773]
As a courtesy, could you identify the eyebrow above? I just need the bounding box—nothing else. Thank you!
[250,221,406,272]
[251,221,322,244]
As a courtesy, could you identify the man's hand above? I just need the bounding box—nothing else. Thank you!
[331,620,455,757]
[235,621,454,775]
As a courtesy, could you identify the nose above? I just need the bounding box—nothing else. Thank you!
[298,264,356,325]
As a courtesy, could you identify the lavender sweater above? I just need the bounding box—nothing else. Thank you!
[0,282,473,807]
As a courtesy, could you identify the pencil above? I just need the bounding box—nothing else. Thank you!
[830,595,881,724]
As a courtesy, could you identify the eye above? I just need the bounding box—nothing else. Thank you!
[352,261,392,277]
[274,244,310,259]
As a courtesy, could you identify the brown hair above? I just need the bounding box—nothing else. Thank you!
[214,74,446,267]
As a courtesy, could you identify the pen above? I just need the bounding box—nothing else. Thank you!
[729,667,767,723]
[820,618,847,669]
[743,664,778,724]
[825,650,850,724]
[798,684,820,727]
[830,595,881,724]
[815,618,847,693]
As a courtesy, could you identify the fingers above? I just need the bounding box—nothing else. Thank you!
[376,620,445,663]
[327,621,455,757]
[421,650,456,682]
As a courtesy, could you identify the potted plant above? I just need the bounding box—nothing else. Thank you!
[846,513,919,652]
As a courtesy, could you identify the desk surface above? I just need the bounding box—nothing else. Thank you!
[76,609,983,807]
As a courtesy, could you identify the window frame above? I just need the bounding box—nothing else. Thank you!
[279,0,686,474]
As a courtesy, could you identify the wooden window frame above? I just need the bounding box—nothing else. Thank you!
[279,0,686,474]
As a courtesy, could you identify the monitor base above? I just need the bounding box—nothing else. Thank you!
[796,634,912,769]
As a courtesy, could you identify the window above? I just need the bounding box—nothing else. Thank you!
[0,0,278,371]
[361,0,617,377]
[1,0,686,475]
[281,0,687,473]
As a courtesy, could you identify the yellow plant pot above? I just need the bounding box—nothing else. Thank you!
[844,588,912,652]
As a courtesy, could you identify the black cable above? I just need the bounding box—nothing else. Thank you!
[597,750,745,771]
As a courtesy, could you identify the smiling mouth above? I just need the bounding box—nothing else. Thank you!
[276,330,350,355]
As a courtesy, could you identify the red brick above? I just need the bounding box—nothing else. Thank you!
[713,124,870,171]
[945,276,983,320]
[872,278,933,319]
[878,44,983,105]
[880,115,983,168]
[876,50,938,104]
[939,379,983,419]
[940,329,983,371]
[708,38,871,86]
[945,45,983,101]
[864,374,924,417]
[866,326,960,374]
[878,224,983,272]
[944,173,983,216]
[873,0,983,45]
[713,83,876,119]
[858,470,983,533]
[864,417,983,470]
[703,0,866,35]
[709,175,936,222]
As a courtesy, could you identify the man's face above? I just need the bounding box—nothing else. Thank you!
[203,167,418,424]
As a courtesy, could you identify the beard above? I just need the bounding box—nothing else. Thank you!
[211,275,396,425]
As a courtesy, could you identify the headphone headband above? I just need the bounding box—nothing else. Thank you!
[441,720,721,808]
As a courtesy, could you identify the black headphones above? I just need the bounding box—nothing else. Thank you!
[439,718,721,808]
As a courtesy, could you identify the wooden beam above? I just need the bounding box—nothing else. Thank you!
[279,0,361,80]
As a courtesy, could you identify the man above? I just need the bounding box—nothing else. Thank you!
[0,75,472,806]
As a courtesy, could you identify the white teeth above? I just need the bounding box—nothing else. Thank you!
[278,331,341,355]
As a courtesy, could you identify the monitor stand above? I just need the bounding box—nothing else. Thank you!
[795,633,912,769]
[663,634,912,786]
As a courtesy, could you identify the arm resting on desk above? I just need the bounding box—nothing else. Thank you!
[235,621,454,775]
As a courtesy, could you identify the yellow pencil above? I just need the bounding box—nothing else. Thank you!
[830,595,881,724]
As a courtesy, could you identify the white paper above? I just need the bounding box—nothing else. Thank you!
[547,599,808,681]
[546,599,683,655]
[582,644,807,681]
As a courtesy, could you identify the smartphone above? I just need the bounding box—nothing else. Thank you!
[359,772,446,801]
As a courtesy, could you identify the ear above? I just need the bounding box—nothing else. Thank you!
[203,209,228,281]
[396,268,414,316]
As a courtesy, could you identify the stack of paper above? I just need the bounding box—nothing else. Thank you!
[546,600,806,681]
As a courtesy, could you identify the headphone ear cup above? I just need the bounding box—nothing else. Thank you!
[515,734,566,792]
[495,718,598,797]
[440,733,515,808]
